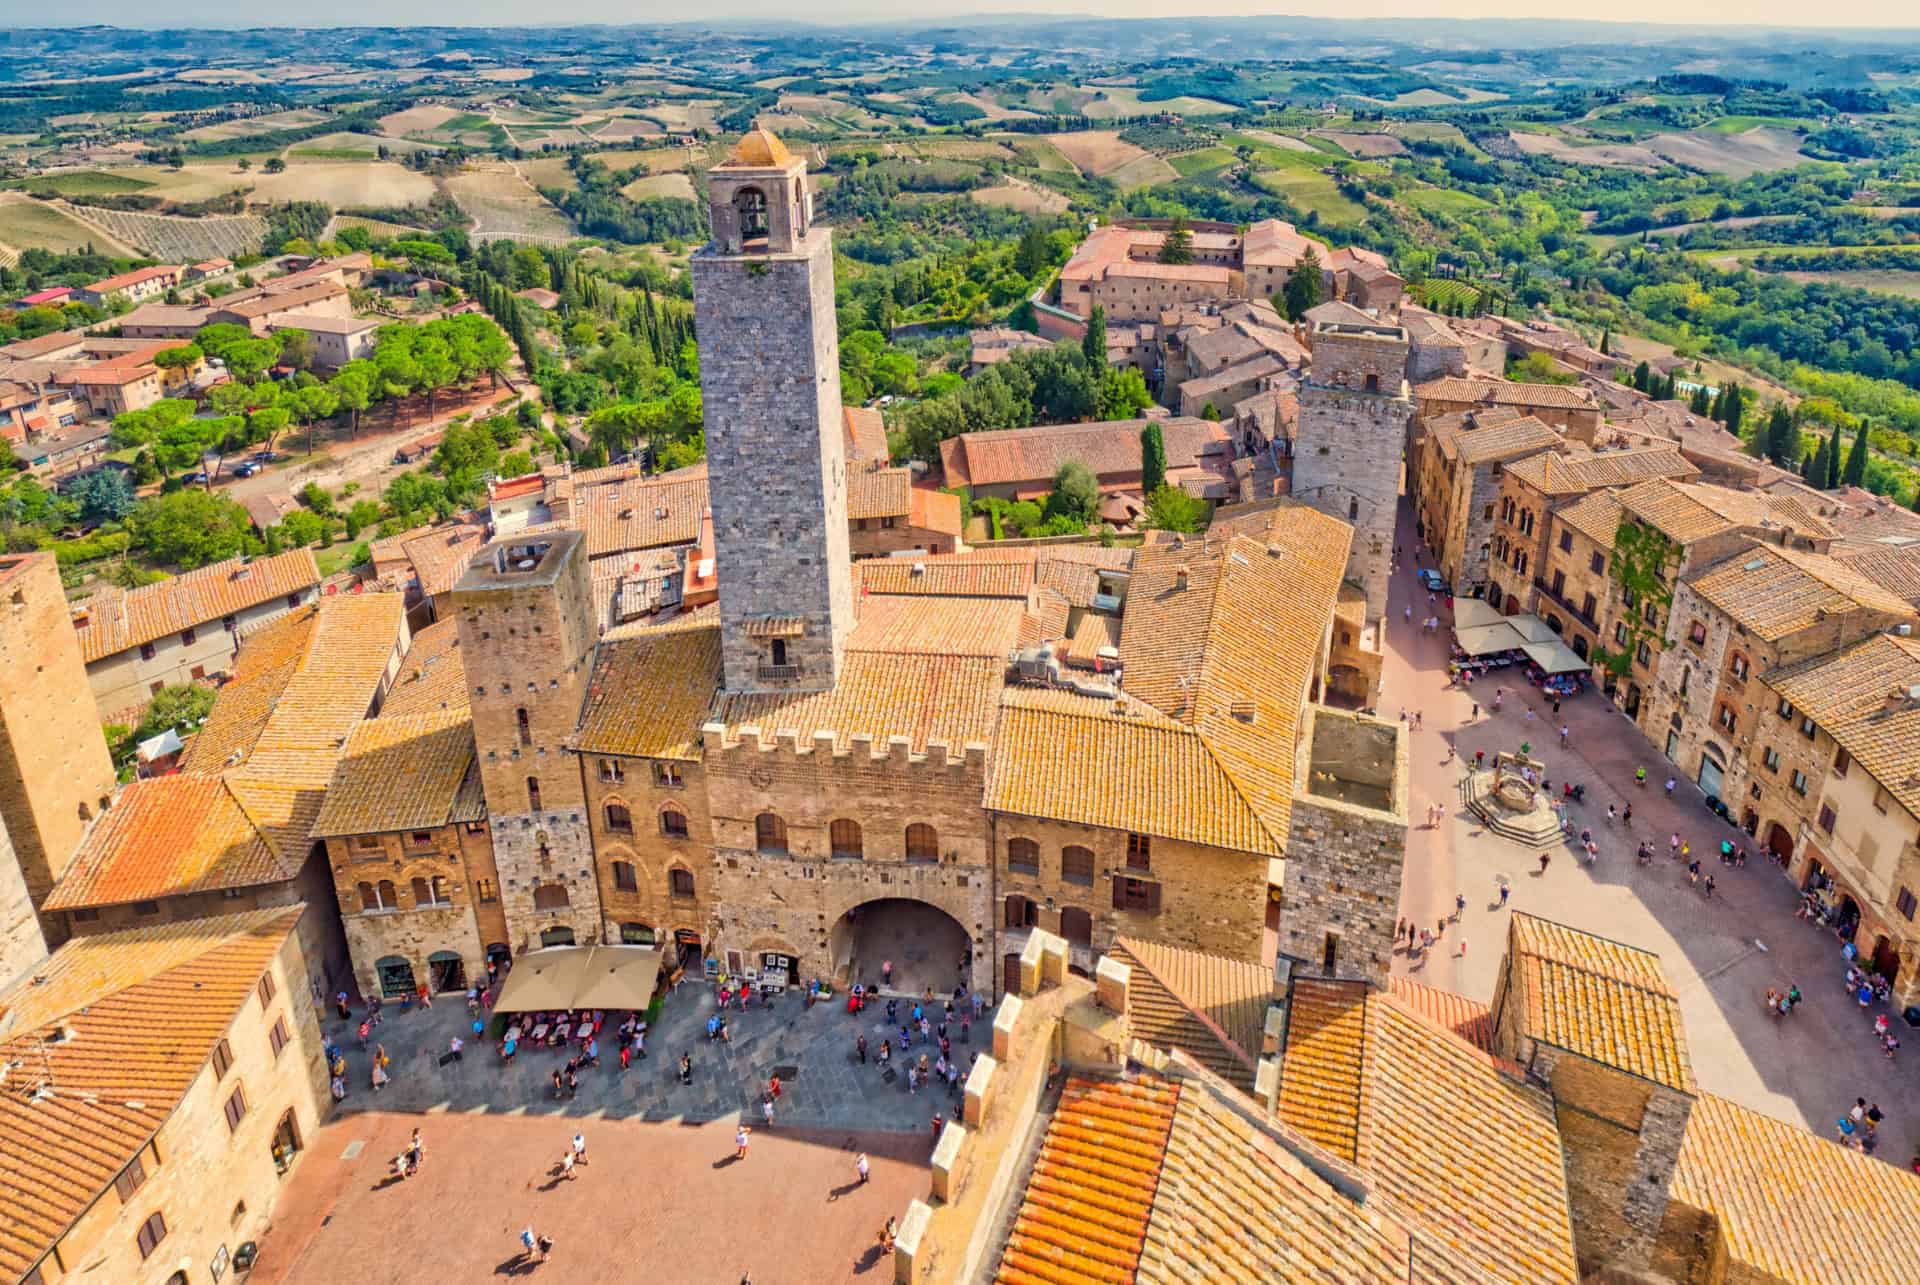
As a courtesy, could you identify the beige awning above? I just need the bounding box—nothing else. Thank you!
[1453,597,1505,631]
[1455,622,1529,656]
[1522,638,1591,675]
[493,945,664,1013]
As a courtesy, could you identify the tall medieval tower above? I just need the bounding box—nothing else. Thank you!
[691,128,854,694]
[0,552,116,983]
[1290,322,1413,626]
[452,531,603,953]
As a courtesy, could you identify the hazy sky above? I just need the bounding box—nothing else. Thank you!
[5,2,1919,29]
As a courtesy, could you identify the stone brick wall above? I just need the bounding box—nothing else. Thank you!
[326,829,487,998]
[1458,461,1509,595]
[702,726,992,993]
[580,752,713,948]
[692,227,854,695]
[1534,514,1611,665]
[0,553,116,949]
[0,810,45,990]
[34,928,330,1285]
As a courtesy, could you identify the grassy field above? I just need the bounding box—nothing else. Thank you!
[1777,268,1920,299]
[1316,131,1406,158]
[620,172,697,201]
[1079,86,1240,118]
[181,108,330,142]
[1108,154,1181,189]
[251,161,436,207]
[1405,186,1493,218]
[1253,161,1368,227]
[970,181,1069,215]
[378,104,466,136]
[7,170,155,196]
[1044,131,1155,178]
[446,165,574,242]
[1167,147,1235,177]
[0,194,137,254]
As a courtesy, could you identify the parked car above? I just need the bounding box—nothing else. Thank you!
[183,471,210,485]
[251,450,283,463]
[1417,569,1450,594]
[233,461,262,478]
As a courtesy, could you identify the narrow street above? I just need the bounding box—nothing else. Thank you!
[1382,499,1917,1169]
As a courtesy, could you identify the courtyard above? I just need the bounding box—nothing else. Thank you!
[1386,500,1918,1169]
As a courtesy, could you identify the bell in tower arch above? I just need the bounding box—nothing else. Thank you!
[734,186,769,246]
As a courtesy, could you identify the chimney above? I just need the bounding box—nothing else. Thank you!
[1174,567,1190,591]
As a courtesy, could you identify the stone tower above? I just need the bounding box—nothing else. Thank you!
[0,551,115,974]
[692,128,854,695]
[452,531,603,954]
[1291,322,1412,626]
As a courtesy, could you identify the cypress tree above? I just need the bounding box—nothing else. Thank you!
[1082,304,1107,371]
[1826,432,1843,490]
[1690,385,1712,416]
[1141,422,1167,494]
[1723,382,1744,437]
[1632,360,1650,392]
[1809,434,1833,488]
[1843,420,1870,488]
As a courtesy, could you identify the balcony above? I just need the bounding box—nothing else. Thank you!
[1530,578,1599,633]
[757,662,802,681]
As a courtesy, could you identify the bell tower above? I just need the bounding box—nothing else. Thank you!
[693,128,853,695]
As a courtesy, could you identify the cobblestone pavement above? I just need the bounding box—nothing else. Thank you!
[250,1109,926,1285]
[326,981,981,1138]
[1385,500,1918,1170]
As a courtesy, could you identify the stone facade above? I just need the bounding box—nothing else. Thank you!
[325,821,498,999]
[579,752,714,952]
[0,553,117,952]
[83,583,318,720]
[693,156,854,696]
[0,811,43,990]
[1531,510,1614,666]
[1291,323,1411,626]
[702,727,993,994]
[454,531,604,954]
[1278,708,1409,987]
[27,925,330,1285]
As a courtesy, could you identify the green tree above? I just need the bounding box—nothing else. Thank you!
[132,683,218,744]
[1723,382,1745,438]
[274,510,328,548]
[1764,403,1800,468]
[1200,401,1221,421]
[1158,215,1194,266]
[1827,431,1843,489]
[1081,305,1107,371]
[276,328,313,373]
[1140,422,1168,496]
[1282,247,1323,321]
[1014,224,1052,279]
[222,336,282,383]
[1689,385,1712,416]
[500,450,536,479]
[1632,360,1651,392]
[126,489,255,568]
[330,363,376,436]
[1808,434,1832,488]
[343,499,381,540]
[73,468,135,523]
[1142,485,1211,534]
[263,156,285,174]
[1046,458,1099,526]
[1843,420,1871,487]
[1509,352,1577,386]
[1094,367,1151,421]
[150,344,203,372]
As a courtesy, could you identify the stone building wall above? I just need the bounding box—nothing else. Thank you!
[1458,461,1511,595]
[847,517,959,560]
[1088,274,1234,324]
[325,829,487,999]
[1534,513,1613,668]
[84,587,317,720]
[579,752,714,949]
[691,226,854,695]
[0,553,117,949]
[0,810,45,991]
[33,928,330,1285]
[701,726,992,994]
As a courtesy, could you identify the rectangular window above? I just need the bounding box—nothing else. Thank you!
[408,831,435,849]
[352,834,383,851]
[1558,530,1572,553]
[1322,932,1340,974]
[257,972,275,1006]
[1688,620,1707,645]
[599,759,624,784]
[654,762,684,788]
[136,1211,167,1259]
[1818,803,1837,834]
[1114,877,1160,913]
[1581,593,1597,621]
[73,907,99,922]
[1613,622,1628,646]
[1834,747,1851,777]
[476,878,497,903]
[1874,786,1891,815]
[114,1155,148,1203]
[211,1037,233,1080]
[269,1016,289,1059]
[1717,705,1736,733]
[1636,642,1651,667]
[1791,769,1809,796]
[1778,698,1794,720]
[1125,833,1151,870]
[1550,569,1565,596]
[223,1084,247,1132]
[182,627,196,646]
[189,665,206,681]
[1590,552,1605,575]
[223,614,237,632]
[1898,887,1917,921]
[134,900,160,916]
[139,642,156,661]
[1763,747,1780,772]
[1800,717,1817,741]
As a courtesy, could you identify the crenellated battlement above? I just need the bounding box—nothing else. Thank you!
[699,721,988,774]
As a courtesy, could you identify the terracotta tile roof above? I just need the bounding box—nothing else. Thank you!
[575,619,722,761]
[1670,1093,1920,1285]
[579,476,706,559]
[1240,218,1314,268]
[1554,488,1624,550]
[1413,375,1600,412]
[1120,506,1351,847]
[717,651,1003,755]
[0,908,303,1283]
[43,774,286,910]
[1763,633,1920,819]
[1503,447,1698,498]
[178,654,303,774]
[312,710,477,837]
[1020,587,1072,647]
[71,550,320,663]
[400,523,488,598]
[379,619,468,718]
[1064,611,1122,668]
[1108,937,1269,1091]
[849,595,1026,658]
[1453,414,1560,466]
[1690,544,1914,641]
[857,551,1036,599]
[846,463,910,520]
[939,417,1226,489]
[994,1076,1177,1283]
[1386,977,1494,1054]
[1276,978,1369,1160]
[989,684,1279,854]
[1506,913,1694,1093]
[842,405,888,461]
[1832,542,1920,609]
[908,485,964,537]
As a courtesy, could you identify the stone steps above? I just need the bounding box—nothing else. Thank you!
[1460,772,1564,850]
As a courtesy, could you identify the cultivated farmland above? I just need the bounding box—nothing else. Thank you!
[1044,131,1152,179]
[59,202,267,259]
[0,193,137,254]
[446,164,574,243]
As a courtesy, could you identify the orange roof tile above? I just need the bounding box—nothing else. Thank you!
[1386,976,1494,1054]
[578,475,706,559]
[1276,978,1369,1160]
[1502,446,1698,498]
[858,551,1037,599]
[1109,937,1269,1091]
[379,618,468,719]
[70,550,320,663]
[843,405,888,461]
[1690,544,1914,641]
[849,595,1026,659]
[1763,632,1920,819]
[0,908,302,1283]
[1413,375,1600,413]
[312,709,478,837]
[716,651,1003,755]
[908,485,964,537]
[940,417,1226,489]
[846,462,911,520]
[43,774,286,910]
[574,620,722,761]
[400,523,489,598]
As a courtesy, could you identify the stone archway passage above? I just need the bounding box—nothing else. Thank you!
[429,952,466,993]
[831,898,971,998]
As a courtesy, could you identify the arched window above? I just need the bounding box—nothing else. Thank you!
[755,812,787,854]
[734,185,768,241]
[376,880,397,909]
[905,823,939,864]
[1004,894,1036,928]
[1060,906,1093,945]
[612,861,638,892]
[605,802,633,834]
[1007,837,1039,874]
[356,880,376,909]
[410,876,431,906]
[1061,845,1095,886]
[669,867,696,899]
[532,882,569,911]
[830,819,863,859]
[660,806,689,838]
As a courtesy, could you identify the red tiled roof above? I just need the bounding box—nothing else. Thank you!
[71,550,320,663]
[941,417,1227,489]
[42,774,288,909]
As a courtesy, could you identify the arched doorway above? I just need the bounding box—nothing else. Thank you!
[540,926,577,948]
[1059,906,1093,947]
[375,955,416,998]
[1697,746,1725,802]
[1505,593,1520,615]
[1765,821,1794,865]
[1872,935,1902,987]
[620,922,656,945]
[428,951,465,993]
[486,942,512,968]
[1623,683,1642,718]
[1325,665,1368,709]
[1572,635,1589,659]
[829,898,970,997]
[271,1108,302,1172]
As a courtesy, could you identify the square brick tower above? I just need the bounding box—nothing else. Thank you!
[692,128,854,695]
[452,532,604,954]
[1291,322,1412,626]
[0,552,115,975]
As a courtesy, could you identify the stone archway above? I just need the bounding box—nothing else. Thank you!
[1765,821,1794,866]
[829,897,971,998]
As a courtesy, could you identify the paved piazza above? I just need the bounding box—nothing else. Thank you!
[1387,501,1917,1169]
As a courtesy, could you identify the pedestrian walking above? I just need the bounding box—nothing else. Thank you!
[620,1042,631,1072]
[1623,803,1633,825]
[735,1125,752,1160]
[335,990,352,1021]
[1498,881,1510,907]
[856,1152,870,1184]
[1552,698,1561,716]
[1454,893,1465,921]
[769,1073,782,1101]
[572,1132,587,1166]
[1458,939,1468,958]
[761,1095,775,1128]
[520,1227,538,1262]
[537,1235,553,1264]
[931,1113,945,1147]
[1665,777,1676,797]
[1559,725,1569,746]
[560,1150,576,1181]
[857,1034,868,1064]
[1539,853,1551,874]
[679,1052,693,1085]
